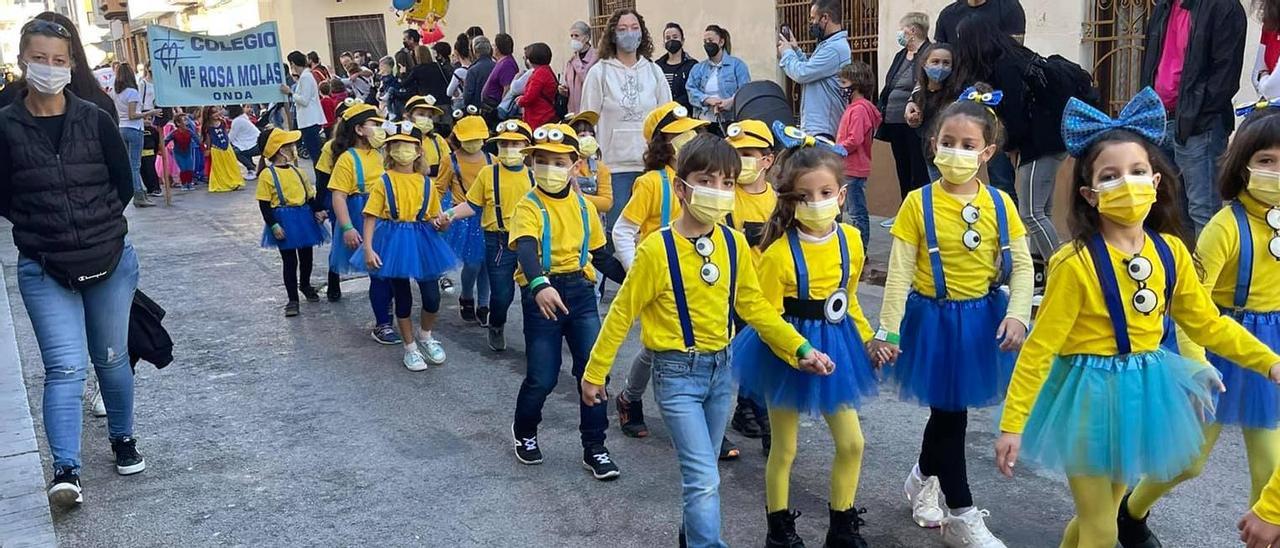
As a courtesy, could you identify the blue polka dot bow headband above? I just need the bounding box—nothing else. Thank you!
[958,86,1003,107]
[1061,86,1166,158]
[770,121,847,157]
[1235,97,1280,117]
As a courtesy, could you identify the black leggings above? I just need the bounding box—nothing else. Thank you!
[279,247,314,302]
[140,154,160,193]
[389,278,442,319]
[881,122,930,200]
[918,408,972,509]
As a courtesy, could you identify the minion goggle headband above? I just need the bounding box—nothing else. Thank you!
[725,123,773,148]
[531,126,579,150]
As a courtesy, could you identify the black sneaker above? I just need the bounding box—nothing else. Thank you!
[824,506,868,548]
[459,298,476,322]
[47,466,82,507]
[284,301,300,317]
[616,393,649,438]
[371,324,402,345]
[477,306,491,327]
[732,403,764,438]
[487,326,505,352]
[512,424,543,465]
[719,436,740,461]
[327,288,342,302]
[111,436,146,475]
[300,286,321,303]
[1118,493,1163,548]
[765,509,804,548]
[583,445,620,481]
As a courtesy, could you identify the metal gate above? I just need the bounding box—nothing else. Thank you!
[1083,0,1157,115]
[776,0,878,113]
[592,0,637,43]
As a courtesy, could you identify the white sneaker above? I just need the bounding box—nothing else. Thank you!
[438,278,458,298]
[941,508,1006,548]
[419,337,446,365]
[403,348,429,372]
[91,387,107,417]
[905,467,945,528]
[879,216,896,229]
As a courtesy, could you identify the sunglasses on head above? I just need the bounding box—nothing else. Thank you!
[21,19,71,39]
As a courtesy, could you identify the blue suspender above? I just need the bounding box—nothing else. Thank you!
[1085,230,1179,355]
[921,185,948,299]
[786,226,851,301]
[527,191,592,272]
[659,169,673,228]
[267,166,288,206]
[661,226,739,349]
[1232,201,1255,311]
[428,137,442,167]
[416,175,434,222]
[987,185,1013,285]
[662,229,696,350]
[345,148,366,194]
[490,164,535,232]
[381,174,399,220]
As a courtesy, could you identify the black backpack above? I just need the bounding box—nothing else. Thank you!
[1023,54,1102,114]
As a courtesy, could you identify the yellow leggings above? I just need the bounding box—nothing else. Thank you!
[1127,423,1280,515]
[1060,476,1129,548]
[765,407,864,512]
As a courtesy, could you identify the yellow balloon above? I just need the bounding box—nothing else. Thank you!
[403,0,448,22]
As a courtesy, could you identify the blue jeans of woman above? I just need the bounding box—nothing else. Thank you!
[843,176,870,250]
[606,171,641,230]
[120,127,145,192]
[512,275,607,447]
[650,348,734,548]
[484,231,519,327]
[18,243,140,473]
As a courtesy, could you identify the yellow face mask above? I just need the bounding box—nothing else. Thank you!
[365,126,388,149]
[795,197,841,231]
[460,140,484,154]
[498,145,525,167]
[1095,175,1158,226]
[389,143,419,166]
[738,156,761,185]
[413,116,434,134]
[1248,167,1280,206]
[533,164,572,193]
[671,131,697,155]
[934,146,982,185]
[578,135,600,158]
[683,180,736,225]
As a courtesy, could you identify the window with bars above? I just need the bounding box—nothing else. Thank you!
[327,15,388,69]
[1083,0,1156,115]
[591,0,636,44]
[776,0,878,113]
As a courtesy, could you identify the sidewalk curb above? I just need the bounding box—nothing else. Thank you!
[0,266,56,548]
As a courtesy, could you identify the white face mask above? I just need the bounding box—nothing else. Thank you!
[23,61,72,95]
[569,39,585,53]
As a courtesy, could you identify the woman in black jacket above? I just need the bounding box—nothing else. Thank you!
[404,45,450,104]
[0,11,115,118]
[0,16,144,508]
[876,12,932,228]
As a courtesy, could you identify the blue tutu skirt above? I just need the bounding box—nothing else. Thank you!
[1210,310,1280,429]
[445,215,485,267]
[1019,350,1221,484]
[261,205,329,250]
[328,194,369,275]
[886,290,1014,411]
[733,316,878,415]
[350,220,460,280]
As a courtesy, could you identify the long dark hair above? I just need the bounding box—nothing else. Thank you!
[643,132,677,171]
[1256,0,1280,30]
[1217,108,1280,201]
[915,43,960,120]
[597,8,654,60]
[759,146,847,251]
[705,25,731,54]
[113,62,137,94]
[1068,130,1189,248]
[332,114,367,153]
[952,17,1032,89]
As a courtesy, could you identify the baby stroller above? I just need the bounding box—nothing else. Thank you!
[732,81,795,140]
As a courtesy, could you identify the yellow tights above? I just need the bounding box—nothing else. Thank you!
[1060,476,1128,548]
[1127,423,1280,516]
[765,407,864,512]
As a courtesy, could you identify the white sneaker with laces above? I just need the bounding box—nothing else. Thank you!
[941,508,1006,548]
[419,337,446,365]
[905,466,945,528]
[403,348,429,372]
[879,216,896,229]
[89,387,107,417]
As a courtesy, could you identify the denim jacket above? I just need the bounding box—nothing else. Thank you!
[686,55,751,120]
[779,30,851,138]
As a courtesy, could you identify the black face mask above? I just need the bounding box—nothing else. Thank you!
[703,42,721,58]
[810,19,826,41]
[664,39,682,54]
[839,86,853,103]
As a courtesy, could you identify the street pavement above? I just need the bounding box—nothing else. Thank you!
[3,186,1253,547]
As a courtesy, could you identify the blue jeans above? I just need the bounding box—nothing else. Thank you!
[606,171,641,230]
[120,127,144,192]
[18,243,140,472]
[987,151,1016,203]
[484,231,519,327]
[513,275,607,447]
[461,260,490,307]
[1165,118,1227,233]
[843,176,870,250]
[650,349,734,548]
[300,125,324,175]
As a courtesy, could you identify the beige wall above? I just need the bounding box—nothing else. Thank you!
[275,0,405,64]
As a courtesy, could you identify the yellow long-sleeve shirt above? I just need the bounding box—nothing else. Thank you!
[1197,193,1280,312]
[465,163,535,232]
[1001,233,1280,434]
[621,166,682,239]
[363,171,442,221]
[508,188,607,285]
[1255,466,1280,525]
[584,224,808,385]
[758,223,875,345]
[880,183,1035,334]
[577,158,614,213]
[420,133,452,178]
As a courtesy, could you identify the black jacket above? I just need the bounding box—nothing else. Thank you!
[400,62,449,102]
[879,41,929,112]
[1140,0,1246,144]
[0,90,129,263]
[130,289,173,369]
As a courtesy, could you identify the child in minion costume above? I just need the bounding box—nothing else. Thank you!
[256,127,329,316]
[438,106,493,323]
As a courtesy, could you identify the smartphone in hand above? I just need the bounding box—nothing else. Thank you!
[779,25,794,41]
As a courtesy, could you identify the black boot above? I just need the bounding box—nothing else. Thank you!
[732,400,763,438]
[1117,493,1163,548]
[766,509,805,548]
[823,506,867,548]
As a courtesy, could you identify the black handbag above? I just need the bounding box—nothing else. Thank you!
[38,239,124,290]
